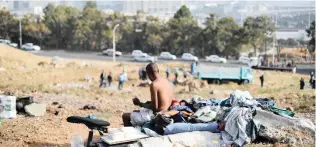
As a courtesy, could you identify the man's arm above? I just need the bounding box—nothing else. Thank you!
[150,84,159,112]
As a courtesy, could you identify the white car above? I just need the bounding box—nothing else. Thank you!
[132,50,144,57]
[206,55,227,63]
[239,56,250,64]
[0,39,11,44]
[181,53,198,61]
[159,52,176,60]
[102,49,122,56]
[134,53,155,62]
[9,43,18,48]
[21,43,41,51]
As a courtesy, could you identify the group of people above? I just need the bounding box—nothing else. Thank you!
[99,70,112,88]
[99,66,127,90]
[300,71,315,90]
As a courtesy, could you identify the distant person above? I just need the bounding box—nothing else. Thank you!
[118,73,125,90]
[141,68,147,80]
[107,72,113,86]
[310,72,314,86]
[174,68,179,84]
[300,78,305,90]
[259,73,264,88]
[99,70,106,88]
[190,62,196,75]
[312,76,315,89]
[166,67,170,79]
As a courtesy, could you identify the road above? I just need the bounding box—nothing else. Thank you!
[32,50,314,75]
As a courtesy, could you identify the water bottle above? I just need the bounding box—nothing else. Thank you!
[71,134,84,147]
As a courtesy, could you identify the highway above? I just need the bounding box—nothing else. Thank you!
[32,50,315,75]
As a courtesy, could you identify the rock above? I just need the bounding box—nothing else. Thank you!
[58,104,64,109]
[52,102,59,105]
[82,105,97,110]
[25,103,46,117]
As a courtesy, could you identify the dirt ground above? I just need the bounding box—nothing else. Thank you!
[0,44,315,147]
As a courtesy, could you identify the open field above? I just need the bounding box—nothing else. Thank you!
[0,44,315,147]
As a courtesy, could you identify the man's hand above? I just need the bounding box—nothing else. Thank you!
[132,97,141,106]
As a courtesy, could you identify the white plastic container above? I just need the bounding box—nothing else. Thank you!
[0,95,16,118]
[71,134,84,147]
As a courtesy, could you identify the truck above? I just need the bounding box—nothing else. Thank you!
[197,64,254,84]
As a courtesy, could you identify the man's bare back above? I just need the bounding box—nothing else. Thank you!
[151,77,173,112]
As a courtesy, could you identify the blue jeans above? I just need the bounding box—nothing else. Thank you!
[99,80,105,88]
[164,123,220,135]
[118,81,124,90]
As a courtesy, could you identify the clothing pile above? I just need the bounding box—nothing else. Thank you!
[130,90,315,147]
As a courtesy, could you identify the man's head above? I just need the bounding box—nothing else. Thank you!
[146,63,159,81]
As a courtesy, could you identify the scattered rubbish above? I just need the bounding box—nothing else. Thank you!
[82,105,96,110]
[83,75,93,82]
[55,83,90,89]
[16,96,34,114]
[0,95,16,118]
[25,103,46,117]
[87,114,97,119]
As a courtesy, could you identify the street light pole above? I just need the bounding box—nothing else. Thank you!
[112,24,120,62]
[19,18,22,48]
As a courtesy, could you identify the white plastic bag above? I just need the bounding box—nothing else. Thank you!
[130,108,154,126]
[0,95,16,118]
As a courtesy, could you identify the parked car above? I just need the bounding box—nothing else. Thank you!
[0,39,11,44]
[132,50,144,57]
[134,53,155,62]
[181,53,198,61]
[159,52,176,60]
[238,56,250,64]
[21,43,41,51]
[206,55,227,63]
[9,43,18,48]
[102,49,122,56]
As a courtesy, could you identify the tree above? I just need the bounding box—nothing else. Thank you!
[0,8,18,40]
[306,21,315,52]
[43,4,79,49]
[22,14,50,47]
[242,16,275,55]
[163,5,200,55]
[74,2,109,50]
[173,5,192,19]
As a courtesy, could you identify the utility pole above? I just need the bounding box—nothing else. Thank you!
[19,18,22,48]
[112,24,120,62]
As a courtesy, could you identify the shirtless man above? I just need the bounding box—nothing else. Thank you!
[122,63,173,126]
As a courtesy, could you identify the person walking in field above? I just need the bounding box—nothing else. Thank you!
[107,72,112,86]
[300,77,305,90]
[99,70,106,88]
[118,73,125,90]
[259,73,264,88]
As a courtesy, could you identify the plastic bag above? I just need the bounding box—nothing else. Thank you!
[130,108,154,126]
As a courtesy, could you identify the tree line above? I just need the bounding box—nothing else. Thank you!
[0,2,314,57]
